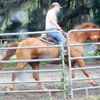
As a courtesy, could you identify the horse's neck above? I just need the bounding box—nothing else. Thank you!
[71,32,88,43]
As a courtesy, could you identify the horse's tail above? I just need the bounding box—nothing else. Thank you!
[0,42,19,70]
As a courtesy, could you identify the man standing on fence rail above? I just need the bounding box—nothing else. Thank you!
[45,2,67,52]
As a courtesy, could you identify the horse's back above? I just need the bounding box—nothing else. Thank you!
[18,37,45,47]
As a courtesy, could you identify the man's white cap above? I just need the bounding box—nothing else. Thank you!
[51,2,62,8]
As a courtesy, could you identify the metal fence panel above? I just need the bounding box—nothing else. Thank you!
[0,31,67,100]
[67,29,100,99]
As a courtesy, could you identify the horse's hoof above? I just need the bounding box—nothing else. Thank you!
[41,87,48,90]
[6,86,14,92]
[40,86,48,90]
[44,88,48,90]
[93,83,98,86]
[66,83,69,88]
[40,85,47,90]
[6,87,11,92]
[90,80,97,86]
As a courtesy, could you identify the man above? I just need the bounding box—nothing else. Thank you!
[45,2,66,50]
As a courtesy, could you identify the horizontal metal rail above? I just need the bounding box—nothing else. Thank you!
[70,56,100,60]
[0,89,63,94]
[0,38,16,40]
[71,66,100,70]
[0,30,61,36]
[72,77,100,81]
[72,85,100,91]
[0,80,61,84]
[0,29,100,36]
[68,29,100,33]
[0,58,60,63]
[0,45,61,50]
[68,42,100,46]
[0,69,63,74]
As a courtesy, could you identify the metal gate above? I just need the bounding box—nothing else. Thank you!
[0,31,67,100]
[67,29,100,99]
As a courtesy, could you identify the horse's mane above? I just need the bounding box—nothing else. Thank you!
[74,24,84,29]
[71,22,99,41]
[74,22,99,29]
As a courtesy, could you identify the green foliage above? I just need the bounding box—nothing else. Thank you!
[84,52,100,57]
[0,0,100,33]
[40,62,47,66]
[92,0,100,25]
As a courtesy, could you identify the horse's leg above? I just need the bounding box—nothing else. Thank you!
[7,62,27,91]
[0,43,18,70]
[0,49,16,70]
[66,58,76,87]
[71,61,76,79]
[29,62,47,90]
[66,57,76,78]
[76,59,96,85]
[68,62,76,88]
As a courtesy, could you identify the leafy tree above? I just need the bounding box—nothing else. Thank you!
[0,0,100,35]
[92,0,100,26]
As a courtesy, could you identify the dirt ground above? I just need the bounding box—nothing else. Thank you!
[0,61,100,100]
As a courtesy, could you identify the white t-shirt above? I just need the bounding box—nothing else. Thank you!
[45,9,58,30]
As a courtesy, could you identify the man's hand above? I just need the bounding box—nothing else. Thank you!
[57,28,67,37]
[58,27,62,31]
[57,27,64,32]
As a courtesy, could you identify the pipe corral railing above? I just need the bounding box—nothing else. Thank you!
[67,29,100,99]
[1,29,100,99]
[0,31,67,100]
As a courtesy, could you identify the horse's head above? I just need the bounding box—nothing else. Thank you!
[83,23,100,42]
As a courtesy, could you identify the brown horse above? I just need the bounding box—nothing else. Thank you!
[0,23,100,91]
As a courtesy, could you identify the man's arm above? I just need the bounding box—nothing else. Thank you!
[49,16,62,31]
[49,16,67,36]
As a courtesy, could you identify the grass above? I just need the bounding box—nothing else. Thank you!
[0,55,17,70]
[83,52,100,57]
[0,54,16,59]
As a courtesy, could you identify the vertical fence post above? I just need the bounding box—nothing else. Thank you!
[67,31,73,99]
[60,36,67,100]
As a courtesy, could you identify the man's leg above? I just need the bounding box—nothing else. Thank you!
[54,32,66,50]
[47,29,66,49]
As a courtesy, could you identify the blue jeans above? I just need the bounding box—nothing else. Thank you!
[47,29,65,49]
